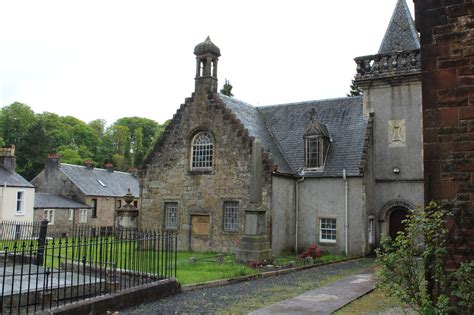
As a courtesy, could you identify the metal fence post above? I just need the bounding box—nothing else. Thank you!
[36,219,49,266]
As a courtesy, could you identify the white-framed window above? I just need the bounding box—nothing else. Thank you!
[68,209,74,221]
[16,191,25,214]
[305,136,325,169]
[79,209,88,223]
[164,202,178,229]
[223,201,240,232]
[191,132,213,170]
[43,209,55,225]
[319,218,337,243]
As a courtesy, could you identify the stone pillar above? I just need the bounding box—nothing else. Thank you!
[236,140,271,263]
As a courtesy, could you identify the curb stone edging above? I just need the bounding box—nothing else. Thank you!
[36,278,181,315]
[182,256,365,292]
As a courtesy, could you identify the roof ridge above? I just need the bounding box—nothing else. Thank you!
[259,96,363,109]
[61,163,132,175]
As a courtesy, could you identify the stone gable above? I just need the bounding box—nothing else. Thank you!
[141,92,272,252]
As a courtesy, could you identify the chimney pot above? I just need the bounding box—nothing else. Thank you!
[105,163,114,172]
[84,160,95,169]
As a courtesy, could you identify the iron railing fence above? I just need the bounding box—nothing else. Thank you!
[0,228,177,314]
[0,221,42,250]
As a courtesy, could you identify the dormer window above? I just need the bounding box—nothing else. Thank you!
[304,108,330,171]
[191,132,214,170]
[305,136,325,169]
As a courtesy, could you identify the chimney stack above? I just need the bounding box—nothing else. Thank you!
[105,162,114,172]
[84,159,95,170]
[0,145,17,172]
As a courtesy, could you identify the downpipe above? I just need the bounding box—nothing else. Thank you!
[343,169,349,256]
[295,174,305,254]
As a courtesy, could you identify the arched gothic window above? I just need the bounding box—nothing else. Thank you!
[191,132,213,170]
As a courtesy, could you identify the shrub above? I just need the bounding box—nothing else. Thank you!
[298,244,322,259]
[376,202,473,314]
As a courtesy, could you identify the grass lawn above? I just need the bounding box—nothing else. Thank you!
[334,288,415,315]
[175,252,258,285]
[2,237,352,286]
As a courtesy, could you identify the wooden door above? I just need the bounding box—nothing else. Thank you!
[389,207,408,240]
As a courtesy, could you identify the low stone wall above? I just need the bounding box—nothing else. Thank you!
[36,278,181,315]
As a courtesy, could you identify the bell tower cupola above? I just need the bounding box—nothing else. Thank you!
[194,36,220,95]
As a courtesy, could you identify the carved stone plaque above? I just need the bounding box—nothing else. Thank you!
[388,119,406,147]
[191,215,210,235]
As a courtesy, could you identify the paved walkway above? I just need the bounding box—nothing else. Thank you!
[250,272,374,314]
[123,258,375,314]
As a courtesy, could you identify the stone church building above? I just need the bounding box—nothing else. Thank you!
[140,0,424,257]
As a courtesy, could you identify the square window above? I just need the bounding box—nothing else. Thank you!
[165,202,178,229]
[319,218,337,243]
[223,201,240,232]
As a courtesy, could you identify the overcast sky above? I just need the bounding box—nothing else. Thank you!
[0,0,415,125]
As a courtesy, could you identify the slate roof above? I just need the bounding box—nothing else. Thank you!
[218,94,293,174]
[0,165,34,188]
[34,193,91,209]
[59,164,139,197]
[378,0,420,54]
[218,94,367,177]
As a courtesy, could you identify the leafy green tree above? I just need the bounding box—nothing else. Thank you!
[16,117,50,179]
[376,203,473,314]
[220,79,234,97]
[57,145,94,165]
[347,76,362,96]
[0,102,37,145]
[88,119,106,138]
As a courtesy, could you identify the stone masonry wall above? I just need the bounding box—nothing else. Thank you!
[415,0,474,267]
[141,92,272,252]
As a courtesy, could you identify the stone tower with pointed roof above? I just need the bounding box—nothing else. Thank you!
[354,0,423,244]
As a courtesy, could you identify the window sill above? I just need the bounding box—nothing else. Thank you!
[222,230,240,234]
[188,169,214,175]
[15,212,25,216]
[319,240,337,245]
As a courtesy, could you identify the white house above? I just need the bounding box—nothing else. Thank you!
[0,146,35,222]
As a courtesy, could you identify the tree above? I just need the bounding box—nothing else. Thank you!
[220,79,234,97]
[88,119,106,138]
[376,203,473,314]
[347,76,362,97]
[0,102,37,145]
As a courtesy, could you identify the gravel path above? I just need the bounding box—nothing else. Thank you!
[122,258,374,314]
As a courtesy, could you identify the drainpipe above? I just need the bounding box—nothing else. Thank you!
[343,169,349,255]
[295,172,305,253]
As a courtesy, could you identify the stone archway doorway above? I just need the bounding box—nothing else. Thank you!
[389,207,409,240]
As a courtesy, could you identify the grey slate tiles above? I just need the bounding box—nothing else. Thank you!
[378,0,420,54]
[219,94,367,178]
[0,165,34,188]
